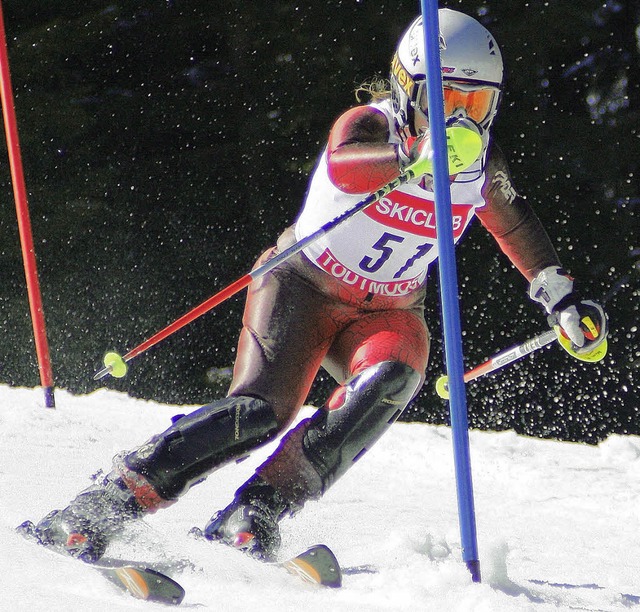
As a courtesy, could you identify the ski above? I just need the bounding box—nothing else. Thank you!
[17,520,185,605]
[101,543,342,589]
[18,518,341,604]
[93,562,185,604]
[280,544,342,588]
[188,525,341,588]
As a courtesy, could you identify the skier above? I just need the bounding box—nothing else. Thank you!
[23,10,607,563]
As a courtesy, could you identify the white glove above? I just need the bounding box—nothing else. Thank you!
[529,266,608,355]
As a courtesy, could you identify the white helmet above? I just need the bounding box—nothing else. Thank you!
[390,9,503,137]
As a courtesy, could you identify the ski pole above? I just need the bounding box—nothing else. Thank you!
[93,127,482,381]
[435,329,557,399]
[94,182,406,381]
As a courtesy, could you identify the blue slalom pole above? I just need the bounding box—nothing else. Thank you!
[419,0,481,582]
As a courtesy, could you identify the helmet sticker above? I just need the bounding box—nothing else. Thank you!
[391,53,415,97]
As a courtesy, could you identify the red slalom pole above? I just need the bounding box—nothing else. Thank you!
[0,1,55,407]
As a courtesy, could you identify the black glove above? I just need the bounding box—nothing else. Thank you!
[529,266,608,359]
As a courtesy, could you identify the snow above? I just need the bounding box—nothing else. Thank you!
[1,384,639,611]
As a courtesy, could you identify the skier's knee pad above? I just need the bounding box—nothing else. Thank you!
[121,396,279,500]
[302,361,421,492]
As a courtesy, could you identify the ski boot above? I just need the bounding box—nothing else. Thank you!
[17,466,161,563]
[201,477,290,562]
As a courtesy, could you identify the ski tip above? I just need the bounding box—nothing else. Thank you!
[16,520,36,536]
[99,566,185,605]
[16,520,44,545]
[283,544,342,588]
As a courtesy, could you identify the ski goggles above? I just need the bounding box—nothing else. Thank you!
[416,80,500,124]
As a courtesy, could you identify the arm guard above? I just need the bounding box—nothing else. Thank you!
[326,105,401,194]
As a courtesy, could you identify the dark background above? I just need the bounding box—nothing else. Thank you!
[0,0,637,443]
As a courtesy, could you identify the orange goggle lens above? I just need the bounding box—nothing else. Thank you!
[418,82,498,124]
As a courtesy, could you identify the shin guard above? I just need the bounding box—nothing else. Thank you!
[303,360,421,493]
[122,396,279,500]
